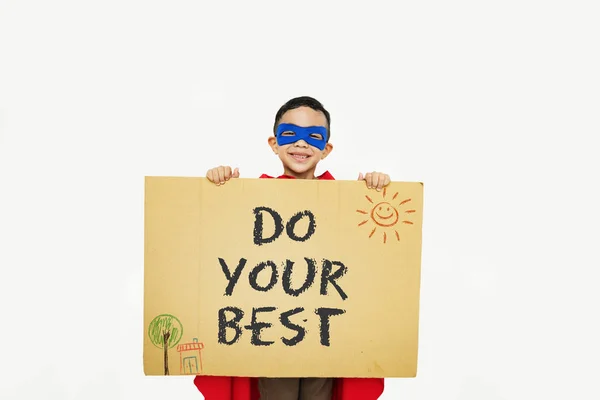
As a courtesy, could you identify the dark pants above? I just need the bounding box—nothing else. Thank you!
[258,377,333,400]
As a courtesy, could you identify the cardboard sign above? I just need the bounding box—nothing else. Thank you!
[143,177,423,378]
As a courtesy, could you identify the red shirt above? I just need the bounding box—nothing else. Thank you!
[193,171,385,399]
[258,171,336,180]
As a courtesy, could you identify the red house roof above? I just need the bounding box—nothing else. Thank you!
[177,338,204,352]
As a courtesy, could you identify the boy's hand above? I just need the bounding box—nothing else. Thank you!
[206,166,240,185]
[358,171,390,191]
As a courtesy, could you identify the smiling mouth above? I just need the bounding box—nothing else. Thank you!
[376,213,394,219]
[290,153,311,161]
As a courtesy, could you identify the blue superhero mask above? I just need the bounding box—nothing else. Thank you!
[275,123,328,151]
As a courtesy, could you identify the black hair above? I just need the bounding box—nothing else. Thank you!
[273,96,331,141]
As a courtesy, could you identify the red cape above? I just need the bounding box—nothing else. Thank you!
[193,171,385,399]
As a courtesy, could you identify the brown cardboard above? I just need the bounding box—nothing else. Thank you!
[144,177,423,378]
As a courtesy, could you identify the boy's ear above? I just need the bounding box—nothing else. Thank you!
[268,136,278,154]
[321,142,333,159]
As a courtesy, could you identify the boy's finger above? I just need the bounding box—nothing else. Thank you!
[232,168,240,178]
[217,167,225,184]
[207,169,215,183]
[384,175,391,186]
[372,174,381,190]
[376,175,385,191]
[224,166,232,180]
[365,172,373,188]
[358,172,364,181]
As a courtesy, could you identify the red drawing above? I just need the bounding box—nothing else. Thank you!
[177,338,205,375]
[356,188,416,243]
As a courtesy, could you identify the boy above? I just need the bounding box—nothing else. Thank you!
[195,96,388,400]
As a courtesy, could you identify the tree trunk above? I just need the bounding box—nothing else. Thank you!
[163,331,171,375]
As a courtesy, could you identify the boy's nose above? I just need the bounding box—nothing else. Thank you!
[294,140,309,148]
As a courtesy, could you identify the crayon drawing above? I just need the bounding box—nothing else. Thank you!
[177,338,205,374]
[357,187,416,243]
[148,314,183,375]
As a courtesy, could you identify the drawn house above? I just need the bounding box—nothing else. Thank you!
[177,338,204,375]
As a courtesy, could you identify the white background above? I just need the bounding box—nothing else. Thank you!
[1,1,599,399]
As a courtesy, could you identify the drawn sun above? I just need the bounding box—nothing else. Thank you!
[357,187,416,243]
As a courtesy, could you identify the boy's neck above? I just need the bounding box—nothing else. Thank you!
[282,167,318,180]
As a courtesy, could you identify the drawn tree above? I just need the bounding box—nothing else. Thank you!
[148,314,183,375]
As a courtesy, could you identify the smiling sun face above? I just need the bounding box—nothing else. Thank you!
[357,187,416,243]
[371,202,399,227]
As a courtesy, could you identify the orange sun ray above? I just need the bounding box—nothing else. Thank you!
[392,192,398,200]
[395,230,400,241]
[383,232,387,243]
[405,209,416,214]
[356,209,368,214]
[365,195,373,203]
[400,198,412,205]
[358,220,369,226]
[383,187,387,198]
[402,220,413,225]
[369,227,377,238]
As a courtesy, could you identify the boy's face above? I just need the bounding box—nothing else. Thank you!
[268,106,333,178]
